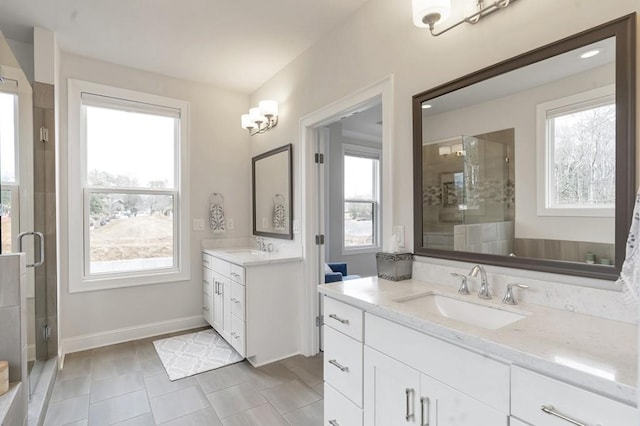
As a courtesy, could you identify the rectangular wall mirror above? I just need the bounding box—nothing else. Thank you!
[252,143,293,239]
[413,15,636,281]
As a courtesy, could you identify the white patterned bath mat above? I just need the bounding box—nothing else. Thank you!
[153,329,243,381]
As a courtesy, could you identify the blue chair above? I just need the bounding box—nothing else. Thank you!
[325,262,361,283]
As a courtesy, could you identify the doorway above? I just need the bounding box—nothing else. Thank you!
[298,76,394,356]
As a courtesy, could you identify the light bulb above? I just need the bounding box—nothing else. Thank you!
[412,0,451,28]
[249,107,266,125]
[241,114,255,130]
[259,100,278,118]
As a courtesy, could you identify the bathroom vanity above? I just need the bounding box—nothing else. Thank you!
[202,248,302,367]
[320,276,637,426]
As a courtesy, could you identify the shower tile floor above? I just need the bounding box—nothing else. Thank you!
[43,329,324,425]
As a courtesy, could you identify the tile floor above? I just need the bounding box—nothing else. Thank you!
[44,329,324,425]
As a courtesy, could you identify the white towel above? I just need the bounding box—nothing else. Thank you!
[617,190,640,303]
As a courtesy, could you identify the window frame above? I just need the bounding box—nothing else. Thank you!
[0,82,19,254]
[68,79,190,292]
[341,144,381,255]
[536,84,616,218]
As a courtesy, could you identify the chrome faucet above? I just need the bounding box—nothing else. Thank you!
[469,264,491,299]
[255,237,266,252]
[450,272,470,295]
[502,283,529,305]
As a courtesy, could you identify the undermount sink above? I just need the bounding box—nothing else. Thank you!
[394,293,529,330]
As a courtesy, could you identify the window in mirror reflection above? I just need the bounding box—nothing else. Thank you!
[343,147,380,250]
[537,85,615,217]
[0,86,18,254]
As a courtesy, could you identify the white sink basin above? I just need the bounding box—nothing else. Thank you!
[394,293,529,330]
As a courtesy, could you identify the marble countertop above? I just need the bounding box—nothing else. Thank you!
[319,276,638,406]
[203,248,302,266]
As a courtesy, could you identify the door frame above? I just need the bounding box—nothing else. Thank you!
[299,75,395,356]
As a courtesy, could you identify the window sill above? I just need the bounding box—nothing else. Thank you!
[68,268,191,293]
[342,246,380,256]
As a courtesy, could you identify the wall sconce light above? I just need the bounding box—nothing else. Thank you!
[241,100,279,136]
[412,0,518,37]
[438,146,451,156]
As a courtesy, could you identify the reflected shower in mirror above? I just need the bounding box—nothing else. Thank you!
[252,144,293,239]
[413,15,635,281]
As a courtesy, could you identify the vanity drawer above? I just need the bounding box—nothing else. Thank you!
[202,253,213,269]
[202,293,213,325]
[202,267,213,296]
[325,382,363,426]
[229,264,245,285]
[324,297,363,342]
[210,256,231,277]
[230,315,245,356]
[365,313,509,412]
[511,366,636,426]
[230,282,245,320]
[324,325,363,407]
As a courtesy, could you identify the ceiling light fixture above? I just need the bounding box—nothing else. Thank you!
[413,0,518,37]
[241,100,279,136]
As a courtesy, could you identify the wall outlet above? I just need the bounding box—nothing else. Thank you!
[193,218,205,231]
[227,218,234,230]
[262,217,268,228]
[293,219,300,233]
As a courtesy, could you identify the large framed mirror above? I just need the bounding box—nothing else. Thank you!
[252,144,293,239]
[413,15,636,281]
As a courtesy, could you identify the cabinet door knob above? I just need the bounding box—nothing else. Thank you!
[420,397,430,426]
[540,405,586,426]
[328,314,349,325]
[328,359,348,372]
[405,388,414,421]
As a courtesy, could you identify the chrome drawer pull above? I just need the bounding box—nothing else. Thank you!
[328,359,349,372]
[328,421,339,426]
[420,397,430,426]
[202,306,209,311]
[405,388,414,421]
[230,298,240,303]
[328,314,349,325]
[231,332,239,339]
[541,405,586,426]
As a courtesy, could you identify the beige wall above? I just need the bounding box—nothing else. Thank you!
[57,52,250,347]
[248,0,639,256]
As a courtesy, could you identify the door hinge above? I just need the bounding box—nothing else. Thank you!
[40,126,49,143]
[315,315,323,327]
[314,153,324,164]
[43,324,51,342]
[315,234,325,245]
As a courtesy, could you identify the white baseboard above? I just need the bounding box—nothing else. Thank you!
[60,315,207,360]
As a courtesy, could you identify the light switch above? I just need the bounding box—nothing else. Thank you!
[394,225,405,247]
[227,218,234,230]
[193,218,205,231]
[293,219,300,233]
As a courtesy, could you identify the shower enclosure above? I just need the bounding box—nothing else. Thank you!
[422,133,515,255]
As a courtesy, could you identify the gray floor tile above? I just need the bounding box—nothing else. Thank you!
[283,356,323,388]
[134,341,159,360]
[90,372,145,403]
[260,380,321,415]
[238,361,298,390]
[139,356,165,377]
[144,372,198,398]
[195,363,249,393]
[50,375,91,403]
[111,412,156,425]
[312,381,324,397]
[43,394,89,426]
[149,385,210,424]
[283,400,323,426]
[92,342,136,360]
[160,407,223,426]
[207,382,267,419]
[58,357,92,381]
[91,355,141,382]
[87,389,151,426]
[221,404,289,426]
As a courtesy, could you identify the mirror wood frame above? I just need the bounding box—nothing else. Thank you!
[412,14,636,281]
[252,143,294,240]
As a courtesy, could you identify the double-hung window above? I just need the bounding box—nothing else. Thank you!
[68,80,190,291]
[536,85,615,217]
[343,145,381,252]
[0,80,19,254]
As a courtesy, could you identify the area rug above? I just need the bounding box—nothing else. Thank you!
[153,329,244,381]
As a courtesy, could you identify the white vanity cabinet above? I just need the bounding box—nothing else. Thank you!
[203,250,301,366]
[511,366,637,425]
[363,312,508,426]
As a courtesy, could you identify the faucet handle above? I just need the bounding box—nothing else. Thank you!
[450,273,470,295]
[502,283,529,305]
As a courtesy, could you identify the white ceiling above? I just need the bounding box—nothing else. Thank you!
[0,0,369,93]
